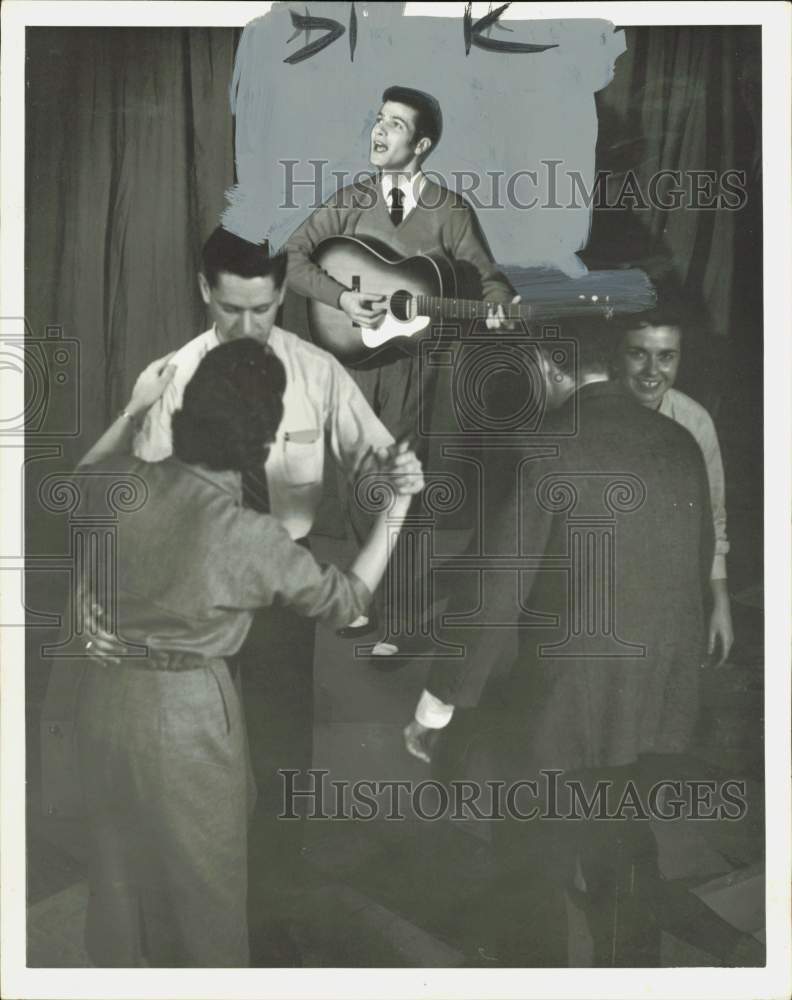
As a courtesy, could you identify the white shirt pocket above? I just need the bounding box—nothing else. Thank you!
[281,428,324,486]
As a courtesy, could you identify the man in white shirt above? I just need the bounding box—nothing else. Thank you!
[135,226,417,961]
[136,228,397,536]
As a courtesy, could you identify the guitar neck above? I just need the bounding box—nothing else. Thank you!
[414,294,617,323]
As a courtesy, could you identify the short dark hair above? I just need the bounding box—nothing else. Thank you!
[613,300,685,341]
[541,322,622,379]
[381,85,443,151]
[200,227,288,289]
[172,338,286,473]
[610,265,696,342]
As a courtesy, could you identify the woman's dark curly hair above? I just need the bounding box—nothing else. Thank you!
[171,338,286,473]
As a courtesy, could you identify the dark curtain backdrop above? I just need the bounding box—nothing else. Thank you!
[589,26,763,591]
[26,27,238,470]
[589,27,762,401]
[594,27,761,329]
[24,27,238,725]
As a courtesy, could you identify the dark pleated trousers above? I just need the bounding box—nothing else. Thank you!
[232,599,317,955]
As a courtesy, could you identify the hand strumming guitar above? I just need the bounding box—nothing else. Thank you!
[338,289,387,328]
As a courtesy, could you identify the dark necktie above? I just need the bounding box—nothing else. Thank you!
[389,186,404,226]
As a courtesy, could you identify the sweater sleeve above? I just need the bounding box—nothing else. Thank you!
[232,510,371,629]
[285,196,351,309]
[696,412,729,580]
[663,392,729,581]
[450,201,515,306]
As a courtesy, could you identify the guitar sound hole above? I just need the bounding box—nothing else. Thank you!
[390,289,412,322]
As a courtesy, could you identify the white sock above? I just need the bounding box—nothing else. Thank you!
[371,641,399,656]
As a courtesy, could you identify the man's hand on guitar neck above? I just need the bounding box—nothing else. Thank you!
[339,290,387,328]
[485,294,522,332]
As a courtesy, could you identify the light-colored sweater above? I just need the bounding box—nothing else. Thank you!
[659,387,729,580]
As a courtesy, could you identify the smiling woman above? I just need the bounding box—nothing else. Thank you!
[617,325,682,409]
[612,287,734,666]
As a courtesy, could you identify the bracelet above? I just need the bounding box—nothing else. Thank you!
[118,409,140,428]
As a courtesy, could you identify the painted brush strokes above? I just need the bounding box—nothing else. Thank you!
[225,3,625,274]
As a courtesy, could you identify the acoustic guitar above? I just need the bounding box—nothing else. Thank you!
[307,235,656,367]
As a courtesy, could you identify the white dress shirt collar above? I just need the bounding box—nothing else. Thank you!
[380,170,425,219]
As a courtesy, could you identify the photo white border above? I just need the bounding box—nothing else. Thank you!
[2,2,789,998]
